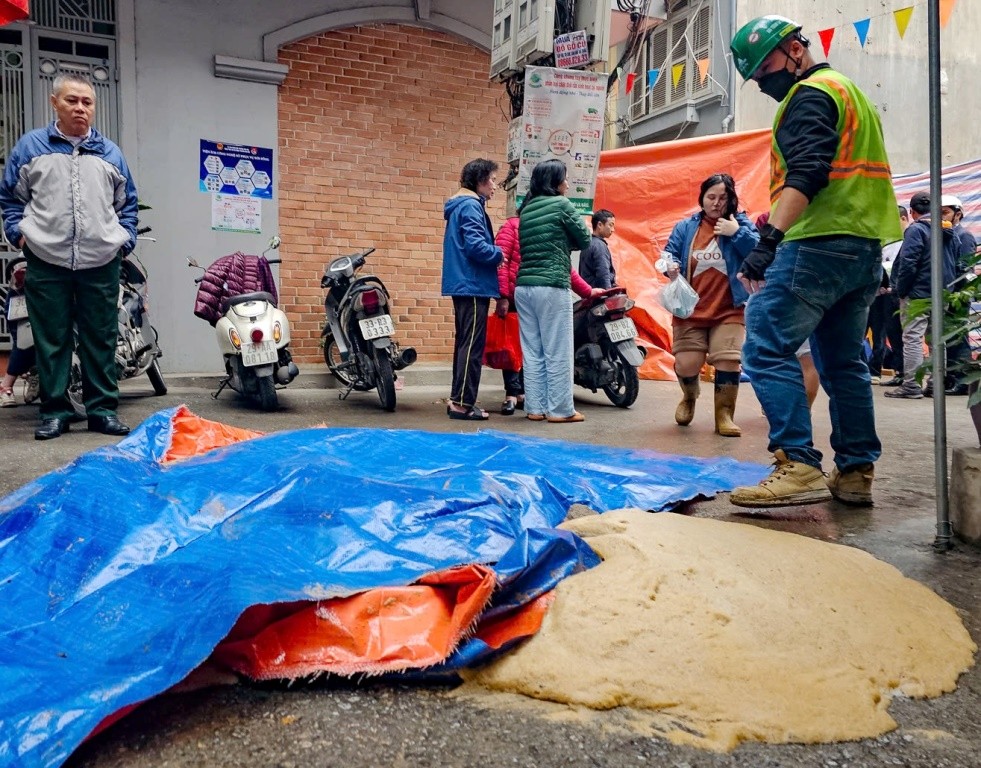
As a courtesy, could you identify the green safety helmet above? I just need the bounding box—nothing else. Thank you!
[730,15,802,81]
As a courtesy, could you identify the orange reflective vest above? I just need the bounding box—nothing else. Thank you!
[770,69,902,246]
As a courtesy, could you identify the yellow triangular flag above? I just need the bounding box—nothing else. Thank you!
[696,58,710,85]
[672,62,685,89]
[893,7,913,38]
[939,0,956,28]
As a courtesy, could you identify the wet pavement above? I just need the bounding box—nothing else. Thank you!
[1,370,978,767]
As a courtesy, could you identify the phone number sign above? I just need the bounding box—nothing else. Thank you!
[199,139,273,199]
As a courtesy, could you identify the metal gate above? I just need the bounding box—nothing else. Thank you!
[31,30,117,141]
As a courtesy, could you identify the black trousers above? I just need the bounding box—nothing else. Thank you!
[882,293,903,374]
[450,296,490,409]
[866,292,891,376]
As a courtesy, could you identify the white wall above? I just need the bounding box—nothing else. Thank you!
[117,0,491,373]
[734,0,981,174]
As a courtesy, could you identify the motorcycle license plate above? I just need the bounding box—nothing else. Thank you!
[6,294,27,321]
[242,340,277,367]
[359,314,394,340]
[605,317,637,343]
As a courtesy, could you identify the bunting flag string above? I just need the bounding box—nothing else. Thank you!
[814,0,958,59]
[620,1,958,102]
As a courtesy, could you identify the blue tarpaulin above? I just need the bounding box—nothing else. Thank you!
[0,407,768,768]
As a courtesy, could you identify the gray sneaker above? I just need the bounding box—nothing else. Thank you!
[883,384,923,399]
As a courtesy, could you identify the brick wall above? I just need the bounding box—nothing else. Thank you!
[278,24,508,364]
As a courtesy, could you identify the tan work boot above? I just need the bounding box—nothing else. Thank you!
[730,450,832,508]
[827,464,874,506]
[714,383,741,437]
[675,374,700,426]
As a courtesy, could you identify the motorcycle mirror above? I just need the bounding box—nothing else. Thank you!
[268,236,282,250]
[187,257,200,268]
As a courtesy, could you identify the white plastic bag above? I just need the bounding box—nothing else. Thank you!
[658,274,699,319]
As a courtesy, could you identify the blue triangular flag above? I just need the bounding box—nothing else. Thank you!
[853,18,870,48]
[647,68,660,89]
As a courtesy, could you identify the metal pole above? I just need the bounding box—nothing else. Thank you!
[926,0,952,551]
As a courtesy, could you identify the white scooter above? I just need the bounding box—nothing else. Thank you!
[188,236,298,411]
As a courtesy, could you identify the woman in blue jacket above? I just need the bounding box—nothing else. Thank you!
[441,158,503,420]
[661,173,758,437]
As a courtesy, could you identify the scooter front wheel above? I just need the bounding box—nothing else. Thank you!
[602,350,640,408]
[257,375,279,411]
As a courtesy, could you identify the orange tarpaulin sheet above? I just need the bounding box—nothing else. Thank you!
[211,565,499,678]
[594,128,772,379]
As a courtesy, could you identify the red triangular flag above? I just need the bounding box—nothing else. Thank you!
[818,28,835,58]
[625,72,636,93]
[0,0,29,25]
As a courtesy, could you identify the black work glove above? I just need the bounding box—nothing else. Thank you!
[740,224,785,281]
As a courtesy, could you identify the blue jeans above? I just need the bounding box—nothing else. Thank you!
[514,285,575,418]
[742,235,882,471]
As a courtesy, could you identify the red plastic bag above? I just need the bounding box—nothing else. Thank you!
[483,312,522,371]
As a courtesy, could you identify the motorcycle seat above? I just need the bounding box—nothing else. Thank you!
[226,291,276,308]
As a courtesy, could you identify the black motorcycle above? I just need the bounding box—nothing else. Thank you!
[572,286,644,407]
[320,248,416,411]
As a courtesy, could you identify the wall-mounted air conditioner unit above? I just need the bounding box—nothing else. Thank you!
[514,0,556,68]
[576,0,611,64]
[490,0,518,81]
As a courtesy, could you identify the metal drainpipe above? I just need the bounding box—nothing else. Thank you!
[720,0,737,132]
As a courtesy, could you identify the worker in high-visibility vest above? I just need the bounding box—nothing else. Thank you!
[727,16,903,509]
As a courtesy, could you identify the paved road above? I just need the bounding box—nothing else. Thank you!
[2,372,978,767]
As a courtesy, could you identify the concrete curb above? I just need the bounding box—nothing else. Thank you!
[142,364,453,391]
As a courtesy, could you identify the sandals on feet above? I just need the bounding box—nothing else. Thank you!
[547,411,585,423]
[525,413,546,421]
[448,406,489,421]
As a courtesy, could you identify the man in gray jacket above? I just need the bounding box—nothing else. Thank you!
[0,73,138,439]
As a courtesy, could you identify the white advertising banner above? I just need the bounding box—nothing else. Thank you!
[517,66,608,214]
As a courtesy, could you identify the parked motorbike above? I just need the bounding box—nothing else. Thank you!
[572,286,645,408]
[188,236,298,411]
[320,247,416,412]
[2,226,166,416]
[2,256,41,407]
[106,226,168,397]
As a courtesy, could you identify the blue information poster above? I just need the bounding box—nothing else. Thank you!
[199,139,274,199]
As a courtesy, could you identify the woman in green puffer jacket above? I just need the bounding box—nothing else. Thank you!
[516,159,592,423]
